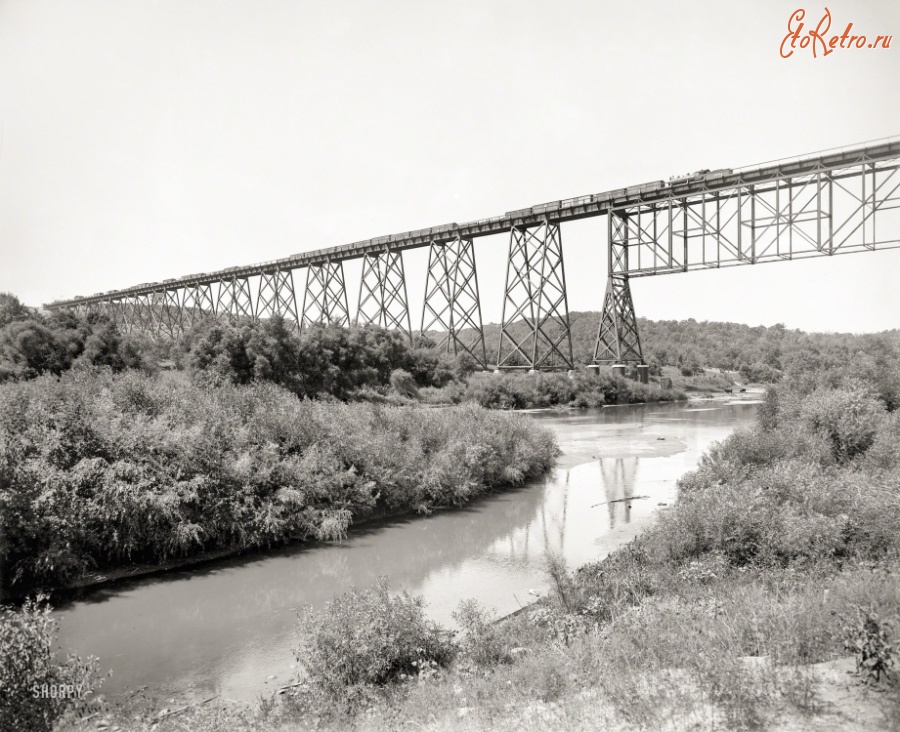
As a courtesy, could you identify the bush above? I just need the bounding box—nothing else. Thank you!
[0,369,558,591]
[799,387,884,463]
[0,597,102,732]
[188,320,464,399]
[389,368,419,398]
[452,600,513,668]
[295,579,456,708]
[0,311,141,383]
[458,369,681,410]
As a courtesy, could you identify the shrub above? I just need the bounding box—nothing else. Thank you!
[452,600,513,668]
[389,368,419,398]
[0,597,102,732]
[0,311,141,383]
[295,579,456,708]
[842,605,896,684]
[799,387,884,463]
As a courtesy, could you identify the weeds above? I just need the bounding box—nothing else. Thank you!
[843,605,896,684]
[294,579,456,712]
[0,596,103,732]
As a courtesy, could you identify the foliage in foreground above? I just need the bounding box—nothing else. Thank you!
[0,597,102,732]
[294,579,457,710]
[287,374,900,728]
[0,369,557,592]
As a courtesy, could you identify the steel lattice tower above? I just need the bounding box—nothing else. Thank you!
[356,250,411,339]
[497,221,573,370]
[302,260,350,327]
[421,236,487,366]
[256,269,300,325]
[593,211,644,364]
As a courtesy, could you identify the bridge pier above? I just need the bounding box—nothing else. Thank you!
[421,236,487,367]
[256,269,300,325]
[356,249,412,340]
[593,211,645,370]
[636,364,650,384]
[217,276,255,322]
[497,220,573,370]
[302,260,350,327]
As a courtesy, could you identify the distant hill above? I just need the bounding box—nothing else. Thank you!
[429,313,900,383]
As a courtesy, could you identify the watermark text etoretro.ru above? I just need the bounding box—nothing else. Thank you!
[781,8,892,58]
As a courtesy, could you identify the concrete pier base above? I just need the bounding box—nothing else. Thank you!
[636,364,650,384]
[611,364,628,379]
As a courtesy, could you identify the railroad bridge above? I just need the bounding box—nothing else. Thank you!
[46,139,900,374]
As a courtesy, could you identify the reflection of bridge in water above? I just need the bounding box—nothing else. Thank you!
[46,139,900,372]
[599,457,639,528]
[494,455,641,562]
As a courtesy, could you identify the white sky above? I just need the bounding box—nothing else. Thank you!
[1,0,898,333]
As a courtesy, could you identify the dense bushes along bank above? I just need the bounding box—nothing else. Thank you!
[420,369,685,409]
[0,369,557,595]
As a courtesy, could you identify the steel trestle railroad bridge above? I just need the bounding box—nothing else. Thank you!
[46,138,900,377]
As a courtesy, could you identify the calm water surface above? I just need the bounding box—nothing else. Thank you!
[54,400,757,703]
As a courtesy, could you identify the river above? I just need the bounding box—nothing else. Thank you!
[53,399,758,704]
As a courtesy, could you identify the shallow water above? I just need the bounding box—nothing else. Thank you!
[53,400,757,703]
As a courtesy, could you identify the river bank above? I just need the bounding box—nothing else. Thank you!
[0,370,557,602]
[51,378,900,732]
[36,400,757,715]
[16,387,753,603]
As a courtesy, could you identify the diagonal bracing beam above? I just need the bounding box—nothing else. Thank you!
[181,283,217,330]
[217,277,255,322]
[256,269,300,326]
[593,210,644,365]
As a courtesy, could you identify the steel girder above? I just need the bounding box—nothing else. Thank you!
[356,250,411,339]
[593,211,644,365]
[497,221,574,370]
[421,236,487,367]
[302,261,350,327]
[592,159,900,365]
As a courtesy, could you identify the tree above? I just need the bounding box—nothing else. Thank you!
[0,320,69,380]
[0,293,31,329]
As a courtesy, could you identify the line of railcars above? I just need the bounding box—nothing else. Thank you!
[55,170,737,304]
[508,168,733,220]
